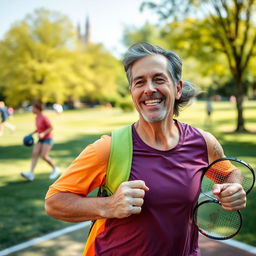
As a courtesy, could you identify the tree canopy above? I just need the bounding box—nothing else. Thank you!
[0,8,127,108]
[141,0,256,131]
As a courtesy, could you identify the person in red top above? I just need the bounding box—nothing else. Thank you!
[21,101,60,181]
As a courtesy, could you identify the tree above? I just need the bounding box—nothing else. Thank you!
[142,0,256,132]
[83,44,126,103]
[160,18,231,92]
[0,8,127,108]
[0,8,77,107]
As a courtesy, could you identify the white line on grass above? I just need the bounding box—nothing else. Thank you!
[0,221,90,256]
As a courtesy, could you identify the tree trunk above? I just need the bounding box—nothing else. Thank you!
[234,76,247,132]
[235,94,245,132]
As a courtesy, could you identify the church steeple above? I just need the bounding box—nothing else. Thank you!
[84,16,91,45]
[77,16,91,46]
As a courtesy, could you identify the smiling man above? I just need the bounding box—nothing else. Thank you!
[131,54,181,123]
[45,42,246,256]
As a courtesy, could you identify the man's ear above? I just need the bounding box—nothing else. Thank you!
[175,80,183,100]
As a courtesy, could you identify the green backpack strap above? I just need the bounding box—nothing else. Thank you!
[102,125,133,196]
[89,125,133,234]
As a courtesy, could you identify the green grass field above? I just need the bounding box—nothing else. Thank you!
[0,101,255,250]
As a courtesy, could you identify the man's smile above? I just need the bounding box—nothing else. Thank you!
[143,98,163,106]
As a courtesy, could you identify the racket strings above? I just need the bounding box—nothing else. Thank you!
[196,158,254,240]
[196,201,241,239]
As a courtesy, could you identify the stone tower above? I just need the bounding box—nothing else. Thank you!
[77,16,91,45]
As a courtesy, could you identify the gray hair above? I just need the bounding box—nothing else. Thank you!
[123,42,199,116]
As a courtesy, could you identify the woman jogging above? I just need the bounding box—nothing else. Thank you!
[21,101,60,181]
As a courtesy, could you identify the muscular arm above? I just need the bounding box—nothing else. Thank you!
[199,130,225,164]
[45,180,149,222]
[45,192,111,222]
[199,129,246,211]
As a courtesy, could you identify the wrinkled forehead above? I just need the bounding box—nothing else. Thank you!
[131,54,169,80]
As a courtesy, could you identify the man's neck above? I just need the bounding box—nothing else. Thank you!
[134,119,180,151]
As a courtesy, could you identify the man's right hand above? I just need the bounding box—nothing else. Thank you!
[104,180,149,219]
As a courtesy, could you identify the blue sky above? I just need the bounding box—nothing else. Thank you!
[0,0,157,56]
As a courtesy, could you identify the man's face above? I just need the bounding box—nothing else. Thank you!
[130,54,182,123]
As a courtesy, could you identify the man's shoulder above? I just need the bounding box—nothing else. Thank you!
[91,135,111,164]
[177,120,202,135]
[195,128,214,142]
[93,135,111,149]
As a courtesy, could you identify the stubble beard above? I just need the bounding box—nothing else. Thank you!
[141,108,168,123]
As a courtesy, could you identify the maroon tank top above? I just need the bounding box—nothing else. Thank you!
[95,120,208,256]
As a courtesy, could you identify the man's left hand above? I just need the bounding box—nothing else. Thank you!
[212,183,246,211]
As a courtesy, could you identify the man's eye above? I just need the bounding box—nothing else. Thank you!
[134,80,144,86]
[154,78,165,83]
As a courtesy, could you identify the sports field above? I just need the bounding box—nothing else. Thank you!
[0,100,255,250]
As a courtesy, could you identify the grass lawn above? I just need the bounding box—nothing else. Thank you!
[0,101,255,250]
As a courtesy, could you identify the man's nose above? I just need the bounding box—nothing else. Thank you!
[144,80,156,93]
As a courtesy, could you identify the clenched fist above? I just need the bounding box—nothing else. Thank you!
[212,183,246,211]
[103,180,149,219]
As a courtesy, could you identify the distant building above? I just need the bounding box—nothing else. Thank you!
[77,16,91,46]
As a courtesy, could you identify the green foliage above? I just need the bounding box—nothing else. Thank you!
[141,0,256,131]
[122,15,256,103]
[122,23,169,49]
[0,8,126,107]
[122,18,230,92]
[163,18,231,91]
[0,9,77,106]
[141,0,199,22]
[81,44,126,101]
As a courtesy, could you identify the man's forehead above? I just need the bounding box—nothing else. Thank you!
[131,55,169,77]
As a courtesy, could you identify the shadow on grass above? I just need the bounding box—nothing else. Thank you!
[0,133,102,161]
[0,173,73,250]
[221,140,256,159]
[0,133,103,250]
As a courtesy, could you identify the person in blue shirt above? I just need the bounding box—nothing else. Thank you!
[0,101,15,136]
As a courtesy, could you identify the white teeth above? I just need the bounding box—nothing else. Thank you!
[144,99,161,105]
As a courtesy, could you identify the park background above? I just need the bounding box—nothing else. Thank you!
[0,0,256,254]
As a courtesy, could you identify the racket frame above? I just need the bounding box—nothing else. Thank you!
[194,199,243,240]
[201,157,255,196]
[195,157,254,240]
